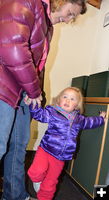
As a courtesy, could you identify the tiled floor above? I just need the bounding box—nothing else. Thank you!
[0,151,92,200]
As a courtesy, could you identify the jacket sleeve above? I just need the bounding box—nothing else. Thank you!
[0,1,41,98]
[81,115,104,130]
[29,104,51,123]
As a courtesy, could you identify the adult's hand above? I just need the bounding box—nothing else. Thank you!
[24,94,42,109]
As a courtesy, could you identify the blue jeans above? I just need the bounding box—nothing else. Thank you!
[0,97,31,200]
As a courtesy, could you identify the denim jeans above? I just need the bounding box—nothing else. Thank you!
[0,97,31,200]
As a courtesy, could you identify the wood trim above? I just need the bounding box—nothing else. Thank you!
[95,104,109,185]
[87,0,102,9]
[69,159,74,176]
[84,97,109,104]
[66,171,93,199]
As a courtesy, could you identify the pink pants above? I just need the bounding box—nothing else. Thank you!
[28,147,65,200]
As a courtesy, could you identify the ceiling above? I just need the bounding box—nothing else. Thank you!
[87,0,102,9]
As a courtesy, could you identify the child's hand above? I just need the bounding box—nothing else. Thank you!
[24,94,42,109]
[99,111,107,122]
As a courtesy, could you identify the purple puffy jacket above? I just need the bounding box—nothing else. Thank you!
[30,105,104,161]
[0,0,53,108]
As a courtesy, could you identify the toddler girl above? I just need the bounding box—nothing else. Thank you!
[27,87,106,200]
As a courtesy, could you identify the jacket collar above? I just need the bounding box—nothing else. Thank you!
[53,105,79,121]
[42,0,51,19]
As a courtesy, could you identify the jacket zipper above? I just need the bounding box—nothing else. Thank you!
[60,121,72,155]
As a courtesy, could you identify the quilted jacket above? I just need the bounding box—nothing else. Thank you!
[0,0,53,108]
[30,104,104,160]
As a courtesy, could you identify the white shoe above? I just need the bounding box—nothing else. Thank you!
[25,197,37,200]
[25,197,30,200]
[33,182,41,192]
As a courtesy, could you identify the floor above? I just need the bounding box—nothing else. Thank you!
[0,151,93,200]
[27,171,92,200]
[54,172,90,200]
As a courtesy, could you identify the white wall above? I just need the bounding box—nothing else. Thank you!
[27,0,109,150]
[90,0,109,73]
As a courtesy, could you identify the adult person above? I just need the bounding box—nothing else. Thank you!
[0,0,86,200]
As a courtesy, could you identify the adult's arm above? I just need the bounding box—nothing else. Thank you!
[0,1,41,98]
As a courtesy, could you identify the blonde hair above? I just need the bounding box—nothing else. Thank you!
[52,87,84,114]
[50,0,87,14]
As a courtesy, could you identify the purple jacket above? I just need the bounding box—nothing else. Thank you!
[0,0,53,108]
[30,105,104,161]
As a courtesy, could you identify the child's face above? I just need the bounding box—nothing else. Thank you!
[58,89,79,113]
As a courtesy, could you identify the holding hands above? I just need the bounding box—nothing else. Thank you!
[24,94,42,109]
